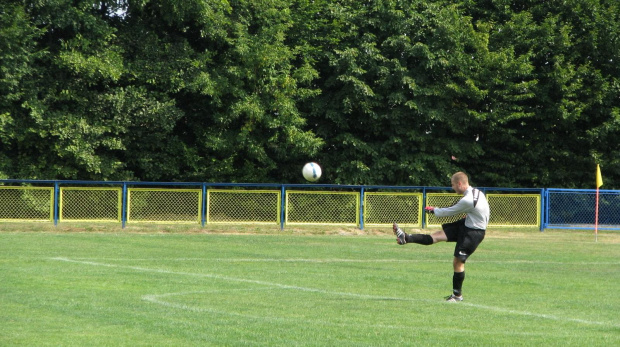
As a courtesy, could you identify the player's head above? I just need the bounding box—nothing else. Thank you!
[451,172,469,194]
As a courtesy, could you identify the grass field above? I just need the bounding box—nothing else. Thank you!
[1,225,619,346]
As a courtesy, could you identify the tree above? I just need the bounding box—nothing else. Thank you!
[0,3,43,178]
[1,0,618,188]
[120,0,324,182]
[461,0,620,188]
[0,1,132,180]
[299,0,535,186]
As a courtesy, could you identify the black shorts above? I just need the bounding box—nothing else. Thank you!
[442,219,485,262]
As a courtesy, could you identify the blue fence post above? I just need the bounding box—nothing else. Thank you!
[121,182,127,229]
[540,188,545,232]
[280,185,286,230]
[53,181,59,226]
[545,188,548,231]
[201,183,207,227]
[545,188,550,231]
[422,187,427,229]
[359,186,365,230]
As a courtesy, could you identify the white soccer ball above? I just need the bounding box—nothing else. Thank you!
[302,162,322,182]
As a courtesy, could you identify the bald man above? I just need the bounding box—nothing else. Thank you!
[394,172,490,302]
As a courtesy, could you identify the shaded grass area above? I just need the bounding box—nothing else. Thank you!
[1,226,619,346]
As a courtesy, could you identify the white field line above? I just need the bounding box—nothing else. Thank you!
[50,257,620,329]
[54,257,620,266]
[50,257,395,299]
[141,290,564,338]
[216,258,620,266]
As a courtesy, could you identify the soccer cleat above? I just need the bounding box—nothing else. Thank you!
[392,223,407,245]
[445,294,463,302]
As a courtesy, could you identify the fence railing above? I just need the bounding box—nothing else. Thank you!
[0,180,616,231]
[544,188,620,230]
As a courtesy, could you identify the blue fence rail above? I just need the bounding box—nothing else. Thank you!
[0,179,617,231]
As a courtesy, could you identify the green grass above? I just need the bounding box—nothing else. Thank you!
[1,226,619,346]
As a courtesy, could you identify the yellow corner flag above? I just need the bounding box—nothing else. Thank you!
[596,164,603,188]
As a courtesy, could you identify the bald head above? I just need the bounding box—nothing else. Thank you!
[451,172,469,185]
[451,172,470,194]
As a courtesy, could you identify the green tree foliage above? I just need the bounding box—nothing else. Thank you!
[0,0,618,187]
[1,1,128,179]
[300,0,536,185]
[110,0,324,182]
[461,0,620,188]
[0,3,43,178]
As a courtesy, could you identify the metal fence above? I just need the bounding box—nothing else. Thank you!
[0,179,616,231]
[545,189,620,230]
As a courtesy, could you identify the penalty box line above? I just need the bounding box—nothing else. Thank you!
[50,257,393,300]
[52,257,620,266]
[50,257,620,328]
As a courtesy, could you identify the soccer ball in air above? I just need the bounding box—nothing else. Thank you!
[302,162,322,182]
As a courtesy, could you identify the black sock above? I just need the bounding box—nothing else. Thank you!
[453,271,465,296]
[406,234,434,245]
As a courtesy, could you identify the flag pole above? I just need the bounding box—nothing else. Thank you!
[595,164,603,242]
[595,186,599,242]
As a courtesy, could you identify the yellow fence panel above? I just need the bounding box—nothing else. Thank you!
[488,194,540,227]
[0,187,54,222]
[286,191,359,226]
[425,193,541,228]
[207,190,280,224]
[364,192,423,227]
[127,188,202,224]
[59,187,122,222]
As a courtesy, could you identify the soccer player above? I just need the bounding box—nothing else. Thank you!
[393,172,490,302]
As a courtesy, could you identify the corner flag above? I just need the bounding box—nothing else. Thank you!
[595,164,603,241]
